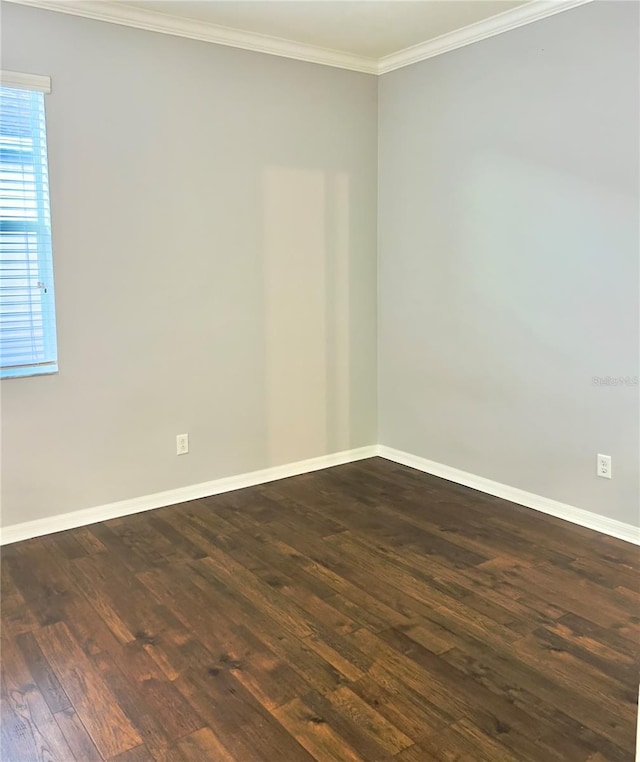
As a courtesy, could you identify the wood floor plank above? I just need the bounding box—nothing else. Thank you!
[419,718,524,762]
[568,554,639,591]
[1,457,638,762]
[0,694,50,762]
[324,684,413,754]
[35,622,142,759]
[299,553,417,631]
[181,562,354,698]
[441,642,634,759]
[84,522,152,574]
[324,531,533,645]
[54,707,102,762]
[511,631,637,714]
[348,674,452,743]
[90,649,189,761]
[142,514,208,562]
[555,610,640,659]
[139,570,341,693]
[175,665,315,762]
[1,634,76,762]
[219,623,313,711]
[108,744,155,762]
[393,744,442,762]
[69,555,139,646]
[71,527,108,555]
[173,727,236,761]
[73,549,180,648]
[0,560,41,638]
[372,625,578,762]
[298,688,397,761]
[212,529,361,636]
[272,696,365,762]
[197,550,317,639]
[15,631,72,715]
[3,543,68,629]
[488,560,639,631]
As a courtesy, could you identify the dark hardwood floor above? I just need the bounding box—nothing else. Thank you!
[1,457,638,761]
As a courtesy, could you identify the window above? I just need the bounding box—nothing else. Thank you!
[0,72,57,379]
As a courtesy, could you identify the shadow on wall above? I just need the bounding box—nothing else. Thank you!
[262,166,352,465]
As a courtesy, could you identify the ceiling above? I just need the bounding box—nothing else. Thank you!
[119,1,527,59]
[7,0,592,73]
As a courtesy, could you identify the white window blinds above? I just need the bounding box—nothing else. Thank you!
[0,77,58,379]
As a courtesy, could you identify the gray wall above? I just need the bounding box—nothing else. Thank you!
[0,3,378,526]
[3,1,638,531]
[378,1,639,526]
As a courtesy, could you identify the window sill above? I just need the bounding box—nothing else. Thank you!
[1,364,59,380]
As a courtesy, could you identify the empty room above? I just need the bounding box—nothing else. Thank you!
[0,0,638,760]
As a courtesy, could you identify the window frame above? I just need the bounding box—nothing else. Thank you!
[0,70,58,380]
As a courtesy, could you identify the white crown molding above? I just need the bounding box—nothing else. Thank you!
[378,446,640,546]
[0,69,51,92]
[5,0,593,76]
[3,0,378,74]
[0,446,378,545]
[377,0,594,74]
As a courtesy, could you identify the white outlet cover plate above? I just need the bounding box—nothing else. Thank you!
[176,434,189,455]
[597,454,611,479]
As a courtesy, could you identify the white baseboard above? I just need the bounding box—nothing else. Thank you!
[637,690,640,762]
[2,443,638,547]
[378,445,640,546]
[0,445,377,546]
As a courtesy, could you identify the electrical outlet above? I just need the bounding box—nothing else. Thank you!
[176,433,189,455]
[597,454,611,479]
